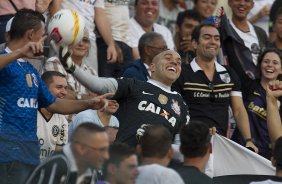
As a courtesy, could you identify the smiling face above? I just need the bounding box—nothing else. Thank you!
[48,76,68,99]
[135,0,159,27]
[194,25,220,61]
[260,52,282,81]
[150,50,182,86]
[194,0,217,19]
[228,0,254,21]
[71,31,90,59]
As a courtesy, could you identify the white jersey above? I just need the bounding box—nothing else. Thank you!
[128,17,175,49]
[37,111,68,161]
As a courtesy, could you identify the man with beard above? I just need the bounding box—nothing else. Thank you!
[172,23,257,152]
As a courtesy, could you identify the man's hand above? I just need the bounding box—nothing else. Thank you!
[115,43,124,64]
[90,93,114,111]
[245,141,258,153]
[17,36,46,59]
[180,35,194,53]
[59,47,76,73]
[107,42,117,64]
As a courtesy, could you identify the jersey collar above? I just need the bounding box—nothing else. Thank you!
[5,47,26,62]
[190,58,226,73]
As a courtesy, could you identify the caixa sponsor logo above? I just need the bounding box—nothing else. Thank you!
[17,98,38,108]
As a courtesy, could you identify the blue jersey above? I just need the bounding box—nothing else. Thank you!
[0,49,56,165]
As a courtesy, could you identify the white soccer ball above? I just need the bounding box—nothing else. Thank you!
[48,9,85,47]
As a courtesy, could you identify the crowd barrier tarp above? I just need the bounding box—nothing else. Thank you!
[172,134,276,178]
[211,134,275,177]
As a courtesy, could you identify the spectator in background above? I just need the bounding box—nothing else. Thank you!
[37,71,68,161]
[123,32,167,81]
[129,0,174,60]
[174,10,201,63]
[232,48,282,159]
[101,143,139,184]
[173,23,257,152]
[97,0,134,78]
[248,0,274,35]
[68,101,119,143]
[136,125,185,184]
[269,0,282,42]
[61,0,117,72]
[268,7,282,52]
[219,0,268,99]
[171,121,213,184]
[193,0,218,22]
[44,29,97,101]
[157,0,185,35]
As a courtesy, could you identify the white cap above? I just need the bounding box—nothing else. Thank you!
[5,17,14,32]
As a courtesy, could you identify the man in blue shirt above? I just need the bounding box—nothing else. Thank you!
[0,9,112,184]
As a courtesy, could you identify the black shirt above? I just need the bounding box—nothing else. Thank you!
[113,78,190,147]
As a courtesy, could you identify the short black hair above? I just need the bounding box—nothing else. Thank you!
[71,122,106,142]
[139,125,172,158]
[41,71,66,87]
[191,22,218,43]
[176,10,201,27]
[103,143,137,178]
[10,8,45,40]
[180,121,211,158]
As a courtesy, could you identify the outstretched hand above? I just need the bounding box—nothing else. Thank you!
[90,93,115,111]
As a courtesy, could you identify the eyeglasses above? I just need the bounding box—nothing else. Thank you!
[208,82,215,102]
[72,140,109,153]
[147,45,168,51]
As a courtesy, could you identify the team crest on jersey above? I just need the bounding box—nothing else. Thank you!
[52,125,60,137]
[219,73,231,83]
[31,73,38,87]
[171,99,180,116]
[158,94,168,105]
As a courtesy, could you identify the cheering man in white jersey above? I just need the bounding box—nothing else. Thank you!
[60,49,190,147]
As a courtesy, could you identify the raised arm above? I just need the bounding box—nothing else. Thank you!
[266,80,282,144]
[59,48,118,95]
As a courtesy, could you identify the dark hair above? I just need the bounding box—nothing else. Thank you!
[139,125,172,158]
[138,32,163,55]
[176,10,201,27]
[257,48,282,80]
[273,136,282,170]
[274,7,282,25]
[10,9,45,40]
[180,121,211,158]
[191,22,218,43]
[41,71,66,87]
[71,122,106,142]
[103,143,137,178]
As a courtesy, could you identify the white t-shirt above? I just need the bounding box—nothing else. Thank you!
[136,164,185,184]
[104,0,131,44]
[247,0,274,35]
[158,0,184,36]
[37,111,68,161]
[128,18,175,49]
[61,0,104,41]
[68,109,119,138]
[230,20,260,66]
